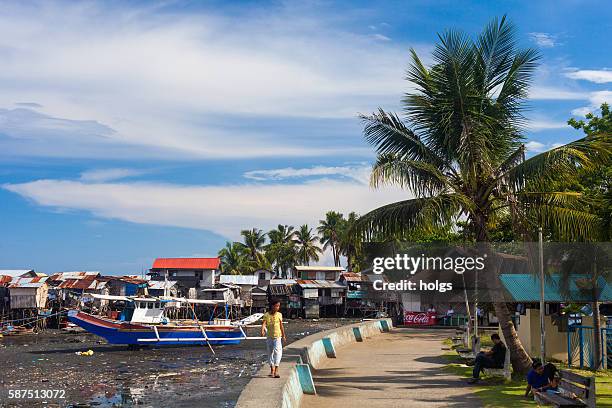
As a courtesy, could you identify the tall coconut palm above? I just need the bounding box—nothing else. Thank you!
[267,224,298,278]
[238,228,267,263]
[218,241,247,275]
[339,212,361,271]
[294,224,322,266]
[318,211,344,267]
[355,16,611,373]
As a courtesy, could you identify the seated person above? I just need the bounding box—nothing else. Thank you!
[525,361,550,396]
[467,333,506,383]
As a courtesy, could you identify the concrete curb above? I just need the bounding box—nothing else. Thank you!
[235,318,394,408]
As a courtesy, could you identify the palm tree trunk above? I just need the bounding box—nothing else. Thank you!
[593,299,602,369]
[477,225,533,374]
[493,301,533,373]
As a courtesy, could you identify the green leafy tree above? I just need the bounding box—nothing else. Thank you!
[294,224,322,266]
[557,103,612,369]
[355,16,611,373]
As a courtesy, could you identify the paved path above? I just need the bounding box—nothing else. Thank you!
[301,328,482,408]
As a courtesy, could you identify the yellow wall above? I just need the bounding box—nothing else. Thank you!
[515,308,568,362]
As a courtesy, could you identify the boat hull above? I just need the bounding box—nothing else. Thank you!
[68,310,243,345]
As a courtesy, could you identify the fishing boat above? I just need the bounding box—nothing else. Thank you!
[68,294,264,348]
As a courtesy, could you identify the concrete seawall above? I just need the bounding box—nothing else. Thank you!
[235,318,393,408]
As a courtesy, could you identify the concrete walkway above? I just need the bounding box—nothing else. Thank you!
[301,328,482,408]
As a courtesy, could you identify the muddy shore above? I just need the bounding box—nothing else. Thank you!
[0,318,359,408]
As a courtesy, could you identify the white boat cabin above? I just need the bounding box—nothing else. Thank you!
[131,298,166,324]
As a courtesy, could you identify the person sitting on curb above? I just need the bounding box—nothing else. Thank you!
[467,333,506,384]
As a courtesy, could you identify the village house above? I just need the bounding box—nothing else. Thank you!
[148,258,220,295]
[8,276,49,309]
[267,279,299,317]
[294,266,344,281]
[147,280,179,297]
[500,273,612,364]
[296,280,346,318]
[253,269,275,286]
[0,269,46,279]
[219,275,258,307]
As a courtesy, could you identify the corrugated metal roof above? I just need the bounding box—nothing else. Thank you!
[219,275,258,285]
[9,276,48,288]
[0,270,35,277]
[340,272,365,282]
[147,280,178,290]
[151,258,220,270]
[49,271,100,281]
[269,279,297,285]
[294,266,344,271]
[56,278,106,290]
[500,274,612,302]
[296,280,345,289]
[0,275,13,284]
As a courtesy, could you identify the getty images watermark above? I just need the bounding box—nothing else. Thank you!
[370,253,487,293]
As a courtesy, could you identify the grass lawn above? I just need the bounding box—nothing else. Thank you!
[441,340,612,407]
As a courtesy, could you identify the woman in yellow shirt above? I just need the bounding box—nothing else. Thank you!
[261,299,286,378]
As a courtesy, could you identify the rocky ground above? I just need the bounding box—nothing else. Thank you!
[0,318,359,408]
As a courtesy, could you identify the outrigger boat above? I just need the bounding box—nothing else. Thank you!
[68,294,264,351]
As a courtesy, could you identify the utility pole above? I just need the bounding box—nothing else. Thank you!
[539,227,546,363]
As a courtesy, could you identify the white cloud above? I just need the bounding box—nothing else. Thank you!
[0,2,412,160]
[3,178,409,239]
[525,141,546,153]
[528,87,587,100]
[529,32,557,48]
[372,34,391,41]
[570,90,612,117]
[526,119,568,131]
[243,165,371,184]
[565,69,612,84]
[80,168,146,182]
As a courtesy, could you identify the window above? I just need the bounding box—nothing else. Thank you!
[259,272,266,280]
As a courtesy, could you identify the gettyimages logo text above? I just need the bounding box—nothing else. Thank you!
[372,253,487,275]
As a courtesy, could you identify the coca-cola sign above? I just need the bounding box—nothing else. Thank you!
[404,311,436,326]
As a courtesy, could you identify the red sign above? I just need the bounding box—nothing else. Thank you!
[404,311,436,326]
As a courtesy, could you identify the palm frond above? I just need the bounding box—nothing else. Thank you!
[370,154,452,196]
[354,194,469,240]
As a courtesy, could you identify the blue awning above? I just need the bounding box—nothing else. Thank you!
[499,274,612,302]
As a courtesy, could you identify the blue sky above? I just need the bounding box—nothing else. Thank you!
[0,0,610,274]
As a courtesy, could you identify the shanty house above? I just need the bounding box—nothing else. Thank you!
[296,280,346,318]
[294,266,344,281]
[253,269,275,286]
[106,276,148,297]
[0,269,45,279]
[8,276,49,309]
[149,258,219,290]
[267,279,298,316]
[219,275,258,306]
[147,280,179,297]
[250,286,269,311]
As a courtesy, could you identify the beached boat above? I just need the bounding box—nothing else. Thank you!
[68,295,263,347]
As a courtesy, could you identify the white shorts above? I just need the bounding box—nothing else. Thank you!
[266,337,283,366]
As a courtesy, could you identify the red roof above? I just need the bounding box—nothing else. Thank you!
[151,258,220,270]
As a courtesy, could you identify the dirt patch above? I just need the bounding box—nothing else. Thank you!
[0,318,359,407]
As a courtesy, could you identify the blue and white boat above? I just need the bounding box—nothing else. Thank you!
[68,295,263,347]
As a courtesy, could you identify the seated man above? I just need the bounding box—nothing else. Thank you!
[467,333,506,384]
[525,361,550,397]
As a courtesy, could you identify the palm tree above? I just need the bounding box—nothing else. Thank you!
[339,212,361,271]
[218,241,247,275]
[294,224,322,266]
[318,211,345,267]
[355,16,611,373]
[238,228,267,263]
[267,224,298,278]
